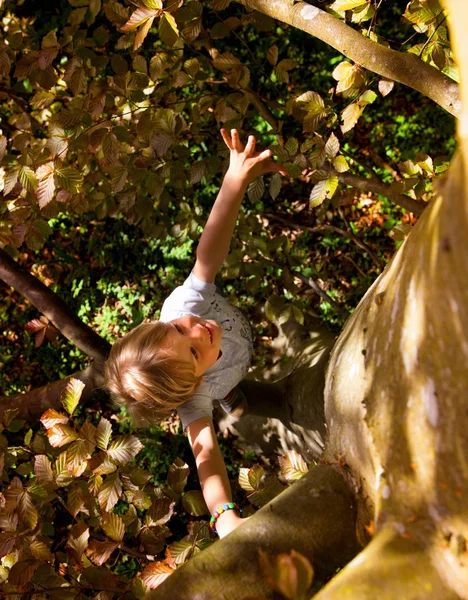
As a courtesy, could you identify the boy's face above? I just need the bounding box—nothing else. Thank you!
[162,316,223,377]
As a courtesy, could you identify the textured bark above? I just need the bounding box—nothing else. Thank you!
[323,143,468,599]
[0,248,111,361]
[146,466,360,600]
[0,362,105,420]
[234,0,460,117]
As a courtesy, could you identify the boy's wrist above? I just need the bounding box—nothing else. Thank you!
[223,169,249,192]
[215,509,243,537]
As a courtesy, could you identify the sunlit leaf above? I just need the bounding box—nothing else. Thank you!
[325,133,340,159]
[107,435,144,465]
[341,102,363,133]
[34,455,54,484]
[378,78,394,97]
[67,439,95,469]
[98,473,122,511]
[47,424,79,447]
[121,7,160,32]
[54,451,74,487]
[19,166,37,192]
[87,540,119,566]
[102,512,125,542]
[330,0,368,10]
[96,417,112,450]
[61,377,85,415]
[278,451,309,482]
[67,483,87,518]
[140,561,175,589]
[55,167,83,193]
[309,176,339,208]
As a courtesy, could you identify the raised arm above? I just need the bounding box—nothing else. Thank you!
[193,129,285,284]
[186,416,242,538]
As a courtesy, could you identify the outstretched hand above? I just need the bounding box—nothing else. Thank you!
[221,128,287,186]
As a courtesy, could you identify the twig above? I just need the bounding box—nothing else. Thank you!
[265,212,383,269]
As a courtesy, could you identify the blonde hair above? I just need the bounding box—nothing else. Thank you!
[104,321,202,427]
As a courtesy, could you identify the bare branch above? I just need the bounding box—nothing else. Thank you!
[0,248,110,361]
[234,0,460,116]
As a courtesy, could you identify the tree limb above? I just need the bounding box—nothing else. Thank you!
[234,0,460,116]
[0,363,105,420]
[146,465,360,600]
[0,248,110,361]
[333,170,426,216]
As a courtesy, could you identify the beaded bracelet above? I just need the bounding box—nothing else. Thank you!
[210,503,242,534]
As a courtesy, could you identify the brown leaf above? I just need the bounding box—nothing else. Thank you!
[34,455,54,484]
[98,473,122,511]
[40,408,69,430]
[8,559,38,588]
[67,520,90,560]
[140,560,175,589]
[87,539,119,566]
[259,549,314,600]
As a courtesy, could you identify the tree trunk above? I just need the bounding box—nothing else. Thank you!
[146,465,360,600]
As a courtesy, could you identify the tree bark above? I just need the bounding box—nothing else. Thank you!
[0,248,111,361]
[234,0,460,117]
[146,465,360,600]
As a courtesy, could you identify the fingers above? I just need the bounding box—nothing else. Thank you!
[220,128,233,151]
[231,129,244,153]
[245,135,256,156]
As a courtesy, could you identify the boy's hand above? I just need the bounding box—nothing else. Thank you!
[221,128,287,187]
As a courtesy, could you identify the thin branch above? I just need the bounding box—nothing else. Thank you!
[0,248,110,361]
[265,212,383,269]
[332,170,426,215]
[263,257,350,317]
[233,0,460,116]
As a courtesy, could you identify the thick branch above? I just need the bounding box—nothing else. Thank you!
[0,248,110,361]
[146,465,360,600]
[234,0,460,116]
[333,171,426,216]
[0,363,105,420]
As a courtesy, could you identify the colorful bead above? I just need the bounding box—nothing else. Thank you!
[210,503,241,534]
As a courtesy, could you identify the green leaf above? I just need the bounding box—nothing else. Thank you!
[285,137,298,156]
[159,12,179,47]
[167,458,190,494]
[19,166,37,191]
[359,90,377,105]
[55,167,83,193]
[107,435,144,465]
[102,511,125,542]
[278,450,309,482]
[182,490,208,516]
[330,0,368,10]
[333,155,349,173]
[61,377,85,415]
[247,176,264,202]
[309,176,339,208]
[269,172,282,200]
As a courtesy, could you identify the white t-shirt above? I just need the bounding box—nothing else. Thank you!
[159,272,253,429]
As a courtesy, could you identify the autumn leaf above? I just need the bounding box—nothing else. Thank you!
[98,473,122,511]
[121,7,160,32]
[34,455,54,484]
[87,540,119,566]
[140,561,175,589]
[106,435,144,465]
[40,408,69,430]
[96,417,112,450]
[61,377,85,415]
[47,424,79,447]
[167,458,190,494]
[67,520,90,560]
[102,511,125,542]
[259,549,314,600]
[278,451,309,482]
